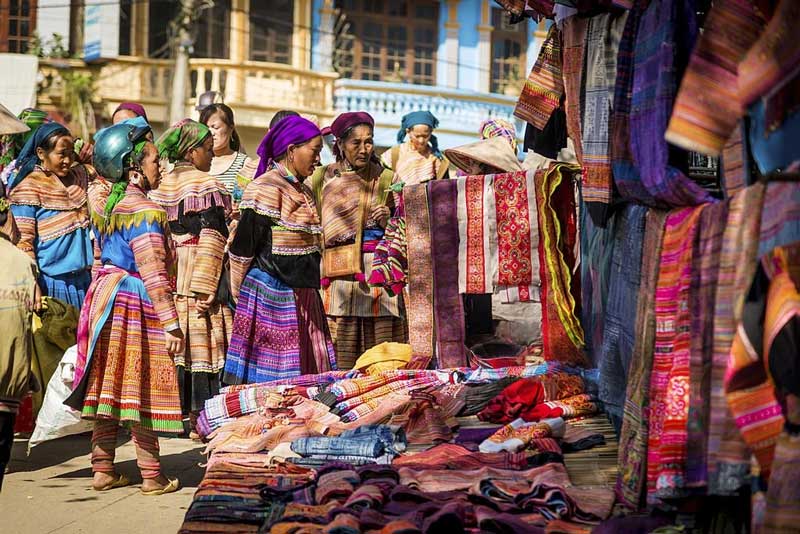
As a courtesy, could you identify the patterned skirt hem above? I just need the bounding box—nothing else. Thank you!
[81,405,184,433]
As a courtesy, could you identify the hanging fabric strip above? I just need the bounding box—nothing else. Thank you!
[514,24,565,130]
[456,174,498,295]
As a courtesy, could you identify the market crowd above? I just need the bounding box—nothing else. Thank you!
[0,96,520,495]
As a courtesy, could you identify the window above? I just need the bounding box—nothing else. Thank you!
[250,0,293,64]
[0,0,37,53]
[193,0,231,59]
[490,7,527,95]
[119,0,132,56]
[148,0,179,58]
[334,0,439,86]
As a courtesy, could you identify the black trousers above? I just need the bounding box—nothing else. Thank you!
[0,411,15,492]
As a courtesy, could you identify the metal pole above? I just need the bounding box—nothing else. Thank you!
[169,0,196,125]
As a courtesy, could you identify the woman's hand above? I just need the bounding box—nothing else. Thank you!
[370,205,390,228]
[33,282,43,313]
[195,292,215,314]
[165,328,185,356]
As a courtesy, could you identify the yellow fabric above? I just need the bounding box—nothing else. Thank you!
[353,342,412,374]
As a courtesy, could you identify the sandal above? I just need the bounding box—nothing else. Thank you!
[93,473,131,491]
[140,478,180,496]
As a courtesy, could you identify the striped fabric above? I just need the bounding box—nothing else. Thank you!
[686,200,729,488]
[173,296,231,373]
[647,204,706,503]
[209,151,250,196]
[764,432,800,532]
[535,164,586,366]
[514,24,564,130]
[561,17,589,166]
[149,164,232,221]
[224,268,336,384]
[379,143,443,186]
[720,123,749,199]
[758,182,800,259]
[616,209,667,511]
[326,315,406,371]
[457,174,498,294]
[581,13,627,226]
[629,0,713,208]
[707,183,764,495]
[665,0,768,156]
[332,375,444,415]
[404,183,435,368]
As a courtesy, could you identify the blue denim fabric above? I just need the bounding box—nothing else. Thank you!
[290,425,407,458]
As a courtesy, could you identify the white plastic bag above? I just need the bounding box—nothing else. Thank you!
[28,345,92,452]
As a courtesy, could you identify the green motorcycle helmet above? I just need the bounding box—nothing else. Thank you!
[92,119,152,182]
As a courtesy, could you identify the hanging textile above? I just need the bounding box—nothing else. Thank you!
[647,204,706,503]
[758,181,800,259]
[581,12,628,227]
[494,170,540,302]
[514,24,564,130]
[720,123,750,199]
[597,205,646,426]
[629,0,713,208]
[535,163,585,366]
[404,184,435,369]
[666,0,769,156]
[429,180,467,369]
[707,183,765,496]
[561,16,588,167]
[616,209,668,511]
[686,200,729,489]
[456,174,498,295]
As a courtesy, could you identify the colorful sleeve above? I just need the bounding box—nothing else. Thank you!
[9,203,37,262]
[130,221,180,332]
[190,207,228,296]
[228,208,266,301]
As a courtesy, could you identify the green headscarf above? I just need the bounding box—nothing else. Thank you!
[156,119,211,163]
[0,108,49,169]
[104,139,148,218]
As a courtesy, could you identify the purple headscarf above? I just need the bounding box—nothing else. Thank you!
[256,115,321,176]
[113,102,148,123]
[328,111,374,139]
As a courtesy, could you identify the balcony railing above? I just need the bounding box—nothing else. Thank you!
[38,57,338,128]
[333,78,522,148]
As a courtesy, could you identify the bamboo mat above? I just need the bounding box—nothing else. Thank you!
[405,414,619,488]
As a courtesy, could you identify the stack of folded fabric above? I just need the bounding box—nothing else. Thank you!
[288,424,407,468]
[477,373,589,423]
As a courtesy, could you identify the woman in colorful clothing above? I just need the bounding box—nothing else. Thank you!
[223,115,336,384]
[313,111,407,370]
[0,108,49,182]
[380,110,450,186]
[200,103,257,205]
[8,122,93,311]
[65,122,184,495]
[151,119,232,436]
[111,101,148,125]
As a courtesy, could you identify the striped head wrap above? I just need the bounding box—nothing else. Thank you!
[156,119,211,162]
[479,118,518,151]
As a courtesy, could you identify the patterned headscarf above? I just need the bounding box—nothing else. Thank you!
[327,111,376,162]
[398,110,442,158]
[8,122,70,191]
[156,119,211,162]
[479,118,518,152]
[0,108,49,170]
[256,115,321,176]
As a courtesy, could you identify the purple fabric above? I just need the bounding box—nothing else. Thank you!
[628,0,713,208]
[454,426,504,446]
[113,102,148,122]
[255,115,321,176]
[428,180,466,369]
[328,111,375,139]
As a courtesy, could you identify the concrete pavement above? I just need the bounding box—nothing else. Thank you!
[2,432,205,533]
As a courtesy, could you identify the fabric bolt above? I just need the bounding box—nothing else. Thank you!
[597,205,646,421]
[720,123,749,199]
[628,0,713,208]
[224,268,336,384]
[616,208,667,510]
[428,179,466,368]
[65,184,183,433]
[707,183,764,496]
[392,443,530,471]
[477,373,585,424]
[494,170,540,300]
[514,24,564,130]
[647,205,705,503]
[456,174,498,295]
[403,184,435,368]
[665,0,769,156]
[758,182,800,259]
[479,417,566,454]
[385,392,456,444]
[581,12,627,226]
[534,164,585,365]
[561,16,588,166]
[685,200,728,489]
[368,213,407,297]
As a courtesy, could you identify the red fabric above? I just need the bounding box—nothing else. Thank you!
[13,395,34,433]
[478,379,545,423]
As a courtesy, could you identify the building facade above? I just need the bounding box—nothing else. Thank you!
[18,0,545,152]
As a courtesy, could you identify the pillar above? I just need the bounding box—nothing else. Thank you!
[443,0,460,88]
[476,0,492,93]
[228,0,249,103]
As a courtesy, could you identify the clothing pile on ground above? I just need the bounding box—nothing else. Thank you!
[179,363,609,533]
